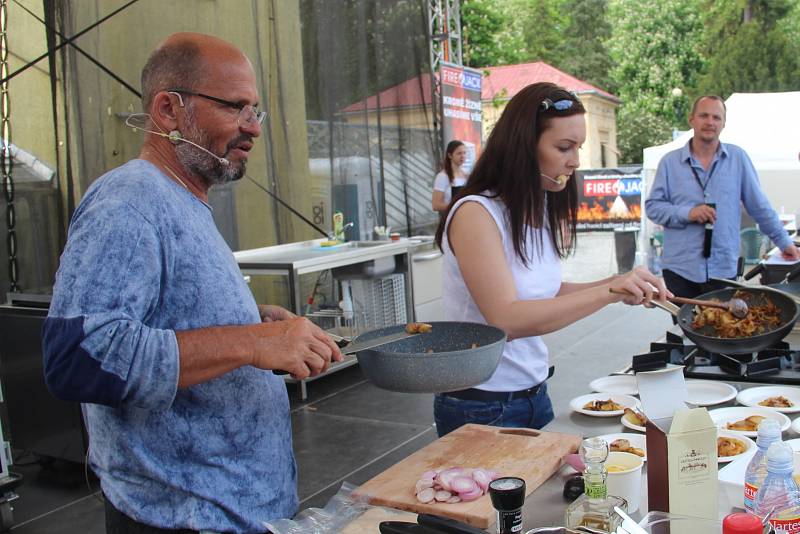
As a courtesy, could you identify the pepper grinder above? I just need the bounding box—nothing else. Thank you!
[488,476,526,534]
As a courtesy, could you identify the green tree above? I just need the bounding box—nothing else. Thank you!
[461,0,526,67]
[607,0,705,163]
[558,0,615,91]
[696,0,800,97]
[507,0,569,66]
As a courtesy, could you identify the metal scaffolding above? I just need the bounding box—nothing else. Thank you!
[427,0,462,161]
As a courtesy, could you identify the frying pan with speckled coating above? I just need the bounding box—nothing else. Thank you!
[351,321,507,393]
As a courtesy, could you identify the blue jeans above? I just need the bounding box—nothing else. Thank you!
[433,383,555,437]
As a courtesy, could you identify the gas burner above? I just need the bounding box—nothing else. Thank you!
[629,330,800,385]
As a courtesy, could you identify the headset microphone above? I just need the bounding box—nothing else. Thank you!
[541,173,568,185]
[125,114,229,166]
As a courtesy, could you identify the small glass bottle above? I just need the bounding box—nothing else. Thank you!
[564,437,627,532]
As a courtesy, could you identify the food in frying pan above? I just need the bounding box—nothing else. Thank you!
[759,395,795,408]
[583,399,623,412]
[726,415,766,432]
[610,438,645,457]
[406,322,433,334]
[690,290,782,338]
[717,436,747,457]
[623,408,648,427]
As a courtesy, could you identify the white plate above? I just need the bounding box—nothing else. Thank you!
[620,410,646,432]
[685,380,737,407]
[589,375,638,396]
[595,433,647,462]
[716,430,756,464]
[708,406,791,437]
[737,386,800,414]
[569,393,639,417]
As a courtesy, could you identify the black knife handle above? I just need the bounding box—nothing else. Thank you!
[417,513,488,533]
[379,521,448,534]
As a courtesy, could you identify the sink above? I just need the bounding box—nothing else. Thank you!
[345,241,390,248]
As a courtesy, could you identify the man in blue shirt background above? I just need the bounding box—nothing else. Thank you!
[646,95,799,298]
[42,33,342,533]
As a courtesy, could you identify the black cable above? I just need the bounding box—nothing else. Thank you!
[244,174,329,238]
[0,0,141,86]
[12,0,141,98]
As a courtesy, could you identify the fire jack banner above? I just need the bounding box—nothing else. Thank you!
[575,168,643,230]
[440,62,483,171]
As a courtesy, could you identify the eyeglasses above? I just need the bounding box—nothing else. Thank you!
[540,98,576,112]
[167,89,267,126]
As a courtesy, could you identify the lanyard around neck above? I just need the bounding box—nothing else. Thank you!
[688,140,716,194]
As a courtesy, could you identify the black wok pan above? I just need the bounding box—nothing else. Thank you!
[663,287,799,354]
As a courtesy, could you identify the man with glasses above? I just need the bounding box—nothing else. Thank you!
[646,95,799,299]
[42,32,342,533]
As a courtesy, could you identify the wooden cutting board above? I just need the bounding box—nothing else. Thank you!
[353,424,581,529]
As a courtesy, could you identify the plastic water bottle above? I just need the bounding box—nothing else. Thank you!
[755,442,800,533]
[744,418,782,513]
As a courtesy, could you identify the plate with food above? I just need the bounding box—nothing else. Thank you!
[620,408,648,432]
[736,386,800,414]
[708,406,791,437]
[685,380,737,407]
[569,393,639,417]
[589,375,638,396]
[716,430,755,463]
[595,433,647,462]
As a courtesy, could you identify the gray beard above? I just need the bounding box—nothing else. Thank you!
[175,108,245,186]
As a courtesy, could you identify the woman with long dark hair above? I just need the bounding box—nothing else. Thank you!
[432,140,468,213]
[433,82,669,436]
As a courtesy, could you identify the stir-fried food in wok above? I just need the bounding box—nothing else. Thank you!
[691,290,782,338]
[583,399,623,412]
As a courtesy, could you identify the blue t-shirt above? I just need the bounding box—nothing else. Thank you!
[42,159,297,532]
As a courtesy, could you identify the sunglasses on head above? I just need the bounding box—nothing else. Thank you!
[540,98,576,112]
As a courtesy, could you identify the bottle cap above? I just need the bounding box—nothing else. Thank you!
[766,441,794,472]
[757,418,781,439]
[488,477,526,511]
[722,512,762,534]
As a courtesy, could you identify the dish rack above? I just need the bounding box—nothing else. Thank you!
[345,273,407,330]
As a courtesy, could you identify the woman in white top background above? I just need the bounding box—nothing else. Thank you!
[432,140,468,214]
[433,82,670,437]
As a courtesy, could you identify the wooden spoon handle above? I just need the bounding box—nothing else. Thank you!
[668,296,728,311]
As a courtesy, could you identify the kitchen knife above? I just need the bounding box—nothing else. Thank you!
[379,521,448,534]
[416,513,488,533]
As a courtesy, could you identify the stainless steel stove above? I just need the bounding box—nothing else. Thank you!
[630,326,800,386]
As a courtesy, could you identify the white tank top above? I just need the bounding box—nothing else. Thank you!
[442,193,562,391]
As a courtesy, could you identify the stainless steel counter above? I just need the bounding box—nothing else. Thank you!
[234,238,428,399]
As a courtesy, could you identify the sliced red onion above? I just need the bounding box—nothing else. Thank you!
[434,490,453,502]
[472,469,492,492]
[447,495,462,504]
[450,476,479,494]
[415,478,434,492]
[421,470,439,479]
[416,487,435,503]
[458,486,484,501]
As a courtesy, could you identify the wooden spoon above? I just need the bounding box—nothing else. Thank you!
[609,288,749,318]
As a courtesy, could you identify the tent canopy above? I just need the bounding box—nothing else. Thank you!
[643,91,800,172]
[642,91,800,217]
